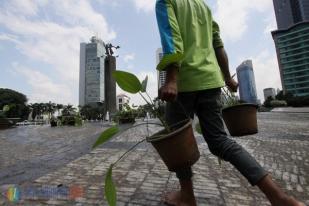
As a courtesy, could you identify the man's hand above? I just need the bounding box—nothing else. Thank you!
[225,78,238,93]
[159,80,178,102]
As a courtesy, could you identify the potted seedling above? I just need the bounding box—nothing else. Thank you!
[221,87,258,136]
[92,70,200,206]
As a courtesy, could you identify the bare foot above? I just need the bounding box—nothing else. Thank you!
[162,191,196,206]
[271,195,305,206]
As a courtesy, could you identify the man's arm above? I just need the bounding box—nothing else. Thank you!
[215,47,238,92]
[212,20,238,92]
[155,0,183,101]
[159,64,179,101]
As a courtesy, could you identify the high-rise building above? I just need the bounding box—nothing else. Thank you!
[79,36,105,106]
[272,1,309,97]
[272,22,309,96]
[263,88,277,101]
[273,0,309,30]
[156,48,166,92]
[236,60,258,104]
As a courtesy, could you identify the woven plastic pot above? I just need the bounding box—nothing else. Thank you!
[146,119,200,172]
[222,103,258,137]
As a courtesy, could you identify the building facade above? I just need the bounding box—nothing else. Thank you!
[272,22,309,96]
[79,36,105,106]
[273,0,309,30]
[156,48,166,92]
[236,60,258,104]
[264,88,277,100]
[116,94,130,111]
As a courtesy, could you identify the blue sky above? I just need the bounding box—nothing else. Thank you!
[0,0,281,105]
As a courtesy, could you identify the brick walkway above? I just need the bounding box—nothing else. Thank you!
[0,113,308,205]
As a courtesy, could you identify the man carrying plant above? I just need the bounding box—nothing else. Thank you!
[155,0,304,205]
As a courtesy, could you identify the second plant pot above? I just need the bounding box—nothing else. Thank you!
[222,103,258,137]
[146,119,200,172]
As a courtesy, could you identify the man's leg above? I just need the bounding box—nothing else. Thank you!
[196,88,304,206]
[163,92,197,206]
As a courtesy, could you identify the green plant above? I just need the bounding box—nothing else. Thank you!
[221,87,240,107]
[270,100,287,107]
[92,70,175,206]
[93,70,225,205]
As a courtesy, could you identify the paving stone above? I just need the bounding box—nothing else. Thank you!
[1,113,309,205]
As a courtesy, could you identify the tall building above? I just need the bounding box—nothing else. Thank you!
[272,0,309,97]
[263,88,277,101]
[272,22,309,96]
[236,60,258,104]
[156,48,166,92]
[273,0,309,30]
[79,36,105,106]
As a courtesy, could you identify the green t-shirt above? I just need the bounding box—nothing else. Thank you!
[156,0,225,92]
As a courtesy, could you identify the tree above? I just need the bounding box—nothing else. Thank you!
[56,104,63,116]
[0,88,30,120]
[276,91,294,101]
[46,101,56,120]
[263,96,274,108]
[62,104,76,116]
[80,103,105,120]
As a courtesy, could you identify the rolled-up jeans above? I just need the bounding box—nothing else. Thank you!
[165,88,268,186]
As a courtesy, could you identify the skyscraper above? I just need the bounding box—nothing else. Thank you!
[272,0,309,97]
[156,48,166,92]
[236,60,258,104]
[79,36,105,106]
[273,0,309,30]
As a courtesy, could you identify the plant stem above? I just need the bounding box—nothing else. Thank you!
[145,92,154,105]
[113,139,146,166]
[139,92,171,133]
[139,92,152,105]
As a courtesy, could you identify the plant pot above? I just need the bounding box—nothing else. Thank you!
[146,119,200,172]
[119,117,135,124]
[222,103,258,137]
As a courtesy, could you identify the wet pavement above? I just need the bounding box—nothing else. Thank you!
[0,113,308,205]
[0,122,110,185]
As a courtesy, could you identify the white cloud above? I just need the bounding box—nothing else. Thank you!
[0,0,116,104]
[124,53,136,63]
[13,63,73,104]
[0,33,19,44]
[1,0,40,16]
[132,0,155,13]
[213,0,273,42]
[250,50,281,102]
[116,70,158,106]
[264,15,277,34]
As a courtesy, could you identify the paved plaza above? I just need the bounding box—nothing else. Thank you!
[0,112,309,205]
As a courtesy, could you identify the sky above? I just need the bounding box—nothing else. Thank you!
[0,0,281,106]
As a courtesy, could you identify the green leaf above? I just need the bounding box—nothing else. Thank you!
[141,76,148,93]
[3,105,10,112]
[156,53,183,71]
[105,164,117,206]
[195,122,202,135]
[92,126,119,149]
[112,71,142,94]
